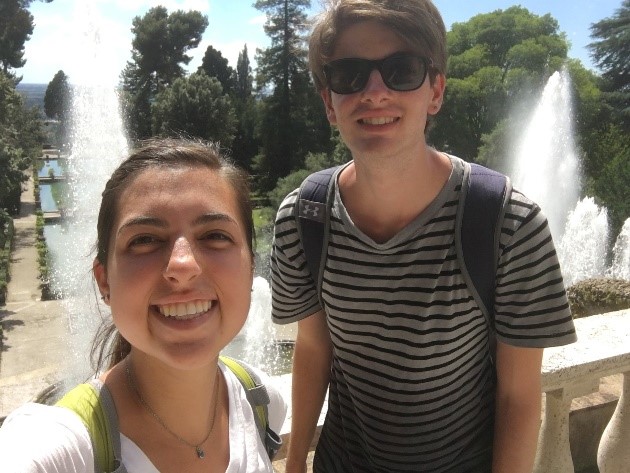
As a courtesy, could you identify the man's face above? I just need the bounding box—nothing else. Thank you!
[320,20,445,162]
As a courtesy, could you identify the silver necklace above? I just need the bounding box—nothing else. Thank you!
[125,357,220,459]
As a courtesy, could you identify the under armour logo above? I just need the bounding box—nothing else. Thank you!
[299,199,325,222]
[302,204,319,218]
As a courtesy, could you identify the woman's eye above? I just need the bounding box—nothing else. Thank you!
[202,231,233,243]
[128,235,160,247]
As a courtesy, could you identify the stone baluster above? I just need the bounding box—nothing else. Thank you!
[534,388,575,473]
[597,371,630,472]
[534,377,599,473]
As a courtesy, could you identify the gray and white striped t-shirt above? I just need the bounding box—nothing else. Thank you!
[271,156,576,472]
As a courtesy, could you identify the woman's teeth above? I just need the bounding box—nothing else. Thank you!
[158,300,211,318]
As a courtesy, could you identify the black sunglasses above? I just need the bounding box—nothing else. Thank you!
[323,53,432,95]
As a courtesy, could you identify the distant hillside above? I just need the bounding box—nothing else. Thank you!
[16,83,47,114]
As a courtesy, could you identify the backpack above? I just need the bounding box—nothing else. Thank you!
[295,162,512,360]
[55,355,282,473]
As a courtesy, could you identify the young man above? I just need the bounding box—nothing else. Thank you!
[270,1,577,472]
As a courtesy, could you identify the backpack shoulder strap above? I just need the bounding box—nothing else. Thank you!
[295,166,340,300]
[219,355,282,459]
[56,380,126,473]
[455,162,512,359]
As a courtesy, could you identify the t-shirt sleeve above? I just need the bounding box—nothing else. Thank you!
[0,403,94,473]
[493,190,577,348]
[270,189,322,324]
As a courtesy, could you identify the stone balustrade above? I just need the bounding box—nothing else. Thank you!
[534,309,630,473]
[273,309,630,471]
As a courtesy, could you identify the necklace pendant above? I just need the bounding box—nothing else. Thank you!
[196,446,205,459]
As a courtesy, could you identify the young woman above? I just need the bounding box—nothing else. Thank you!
[0,138,286,472]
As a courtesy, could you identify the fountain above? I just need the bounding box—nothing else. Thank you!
[509,68,629,286]
[609,219,630,280]
[510,69,581,245]
[557,198,609,287]
[43,0,288,388]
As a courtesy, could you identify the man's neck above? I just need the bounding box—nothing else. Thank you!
[338,147,452,243]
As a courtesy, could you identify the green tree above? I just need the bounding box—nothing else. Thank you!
[230,45,258,170]
[44,70,70,119]
[431,6,569,159]
[253,0,330,192]
[0,71,42,213]
[0,0,53,76]
[44,70,71,148]
[268,130,350,209]
[152,71,237,146]
[121,7,208,140]
[235,44,253,99]
[588,0,630,127]
[199,45,235,95]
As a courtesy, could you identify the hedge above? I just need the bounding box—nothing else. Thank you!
[0,209,15,306]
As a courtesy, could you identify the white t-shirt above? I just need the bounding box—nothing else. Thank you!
[0,364,287,473]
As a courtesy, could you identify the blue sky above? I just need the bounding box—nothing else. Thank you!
[21,0,623,85]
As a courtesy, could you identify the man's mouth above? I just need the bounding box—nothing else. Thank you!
[359,117,397,125]
[156,300,213,319]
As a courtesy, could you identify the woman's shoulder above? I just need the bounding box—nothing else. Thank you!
[0,402,94,472]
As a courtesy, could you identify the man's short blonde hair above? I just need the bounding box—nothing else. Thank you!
[309,0,447,91]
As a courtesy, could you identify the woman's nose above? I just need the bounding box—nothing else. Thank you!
[163,237,202,283]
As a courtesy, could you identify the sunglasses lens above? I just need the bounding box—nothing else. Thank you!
[382,56,427,91]
[326,59,370,94]
[324,55,429,94]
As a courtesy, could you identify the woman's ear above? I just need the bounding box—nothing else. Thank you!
[93,258,110,304]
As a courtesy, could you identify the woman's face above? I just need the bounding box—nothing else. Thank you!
[94,165,253,370]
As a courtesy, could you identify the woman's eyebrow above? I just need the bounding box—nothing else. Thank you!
[117,216,167,236]
[193,212,237,226]
[117,213,238,236]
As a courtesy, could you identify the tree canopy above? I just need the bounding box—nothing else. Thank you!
[121,7,208,139]
[431,6,569,159]
[152,72,236,146]
[588,0,630,126]
[44,70,70,120]
[253,0,331,191]
[198,45,235,95]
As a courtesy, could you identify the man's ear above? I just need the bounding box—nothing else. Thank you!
[93,258,110,304]
[428,73,446,116]
[320,89,337,125]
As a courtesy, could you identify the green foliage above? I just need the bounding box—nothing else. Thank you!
[0,209,15,305]
[588,0,630,93]
[588,0,630,128]
[0,0,34,75]
[252,0,331,192]
[121,6,208,140]
[198,45,235,95]
[0,71,42,214]
[44,70,70,119]
[44,70,71,149]
[433,6,569,159]
[34,209,54,299]
[236,44,253,99]
[152,72,237,145]
[566,277,630,318]
[268,135,350,209]
[586,124,630,237]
